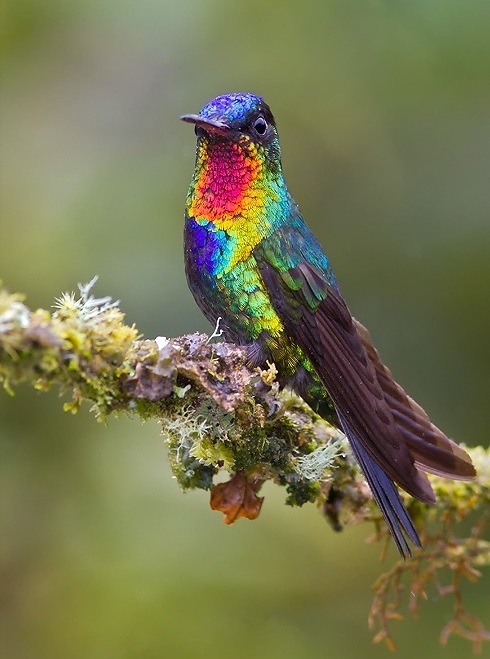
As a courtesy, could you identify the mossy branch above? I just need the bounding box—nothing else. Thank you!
[1,279,489,651]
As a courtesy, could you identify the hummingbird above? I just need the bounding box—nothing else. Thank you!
[181,93,475,558]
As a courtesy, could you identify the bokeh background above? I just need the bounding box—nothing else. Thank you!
[1,1,489,657]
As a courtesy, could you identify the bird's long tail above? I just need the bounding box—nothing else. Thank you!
[338,412,421,559]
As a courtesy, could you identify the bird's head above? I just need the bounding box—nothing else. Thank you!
[181,93,281,171]
[182,94,287,228]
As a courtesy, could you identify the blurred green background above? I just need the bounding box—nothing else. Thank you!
[1,1,489,657]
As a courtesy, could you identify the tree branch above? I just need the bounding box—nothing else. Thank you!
[1,280,488,650]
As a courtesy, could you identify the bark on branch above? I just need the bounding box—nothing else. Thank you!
[1,280,488,650]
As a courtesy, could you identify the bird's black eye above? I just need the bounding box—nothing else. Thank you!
[252,116,268,137]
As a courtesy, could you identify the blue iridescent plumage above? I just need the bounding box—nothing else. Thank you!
[199,93,264,124]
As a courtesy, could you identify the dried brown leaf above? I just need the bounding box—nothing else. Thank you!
[210,471,264,523]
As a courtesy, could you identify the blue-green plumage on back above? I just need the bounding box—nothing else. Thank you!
[181,93,475,558]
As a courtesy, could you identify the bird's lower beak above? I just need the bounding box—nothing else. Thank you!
[180,114,230,136]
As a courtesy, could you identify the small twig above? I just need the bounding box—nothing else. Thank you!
[206,316,223,344]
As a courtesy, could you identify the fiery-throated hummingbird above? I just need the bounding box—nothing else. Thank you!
[181,93,475,558]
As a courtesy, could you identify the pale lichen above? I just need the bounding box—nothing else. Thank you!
[294,434,347,481]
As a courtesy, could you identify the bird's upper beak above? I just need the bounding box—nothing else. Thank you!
[180,114,230,136]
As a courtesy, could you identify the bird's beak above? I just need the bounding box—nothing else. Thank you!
[180,114,230,136]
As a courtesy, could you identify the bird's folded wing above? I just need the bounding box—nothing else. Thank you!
[254,223,474,502]
[354,319,475,480]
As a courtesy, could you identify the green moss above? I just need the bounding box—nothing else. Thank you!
[283,475,320,506]
[189,437,235,470]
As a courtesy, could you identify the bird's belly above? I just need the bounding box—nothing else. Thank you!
[185,219,337,421]
[188,255,284,342]
[185,218,284,342]
[220,260,286,338]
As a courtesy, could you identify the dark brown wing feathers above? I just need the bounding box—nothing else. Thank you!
[258,257,475,506]
[354,319,476,481]
[299,290,438,503]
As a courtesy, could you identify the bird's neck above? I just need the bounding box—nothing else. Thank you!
[186,138,286,233]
